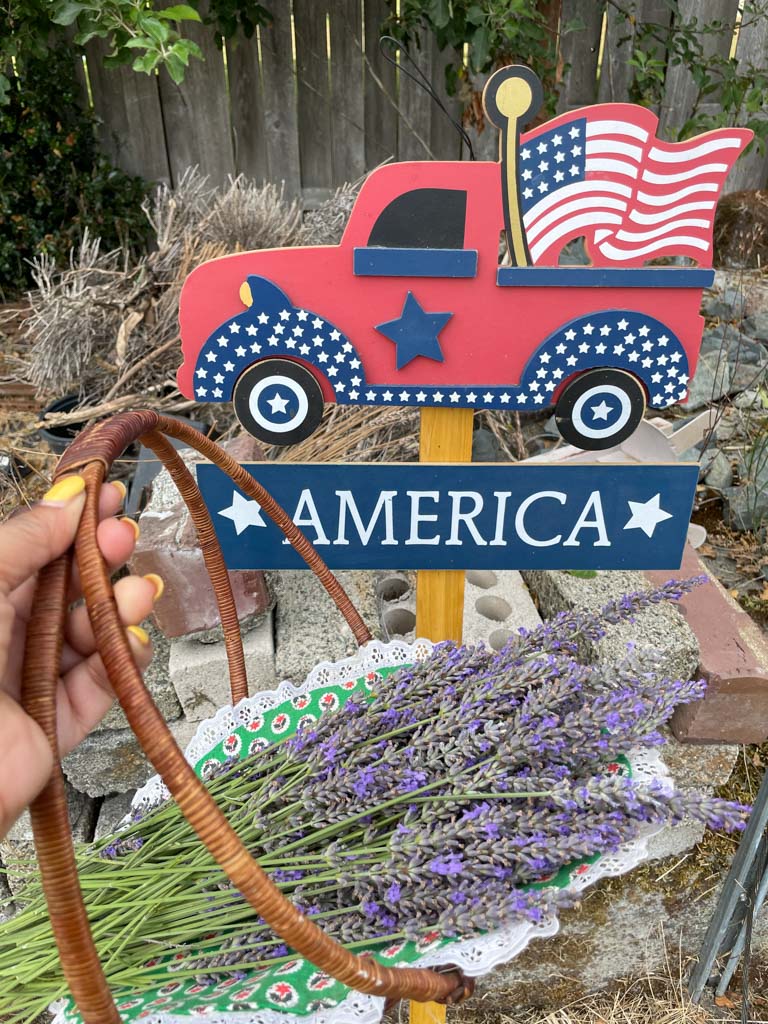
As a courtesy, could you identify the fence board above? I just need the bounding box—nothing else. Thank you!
[157,3,234,186]
[329,0,366,184]
[659,0,739,138]
[258,3,301,197]
[294,0,333,190]
[84,37,170,184]
[398,30,435,161]
[725,11,768,192]
[429,39,463,161]
[598,0,671,108]
[363,0,398,169]
[557,0,605,112]
[227,32,269,184]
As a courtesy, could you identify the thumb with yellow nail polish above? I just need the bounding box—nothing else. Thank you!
[41,475,86,507]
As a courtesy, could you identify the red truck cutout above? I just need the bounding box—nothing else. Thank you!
[177,66,751,450]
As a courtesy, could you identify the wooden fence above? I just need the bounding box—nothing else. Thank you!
[75,0,768,204]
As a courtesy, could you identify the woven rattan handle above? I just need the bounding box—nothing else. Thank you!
[22,412,474,1023]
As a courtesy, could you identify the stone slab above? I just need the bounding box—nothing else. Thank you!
[130,435,271,638]
[463,570,542,649]
[169,611,276,722]
[646,545,768,744]
[269,569,380,684]
[0,782,97,897]
[522,569,700,682]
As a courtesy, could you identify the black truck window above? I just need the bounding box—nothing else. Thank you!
[367,188,467,249]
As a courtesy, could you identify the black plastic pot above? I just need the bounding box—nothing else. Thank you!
[38,395,88,454]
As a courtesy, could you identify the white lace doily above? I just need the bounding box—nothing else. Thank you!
[54,639,671,1024]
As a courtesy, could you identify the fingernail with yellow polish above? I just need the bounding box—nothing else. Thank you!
[41,475,86,506]
[111,480,127,503]
[121,517,140,541]
[144,573,164,600]
[127,625,150,646]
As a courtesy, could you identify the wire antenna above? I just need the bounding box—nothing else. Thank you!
[378,35,475,161]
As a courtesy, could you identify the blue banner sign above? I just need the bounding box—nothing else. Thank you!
[196,463,698,571]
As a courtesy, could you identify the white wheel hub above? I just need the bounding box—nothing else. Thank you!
[571,383,632,440]
[249,374,309,434]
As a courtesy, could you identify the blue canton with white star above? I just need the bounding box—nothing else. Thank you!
[519,117,586,213]
[375,291,452,370]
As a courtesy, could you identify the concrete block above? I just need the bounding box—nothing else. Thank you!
[169,611,276,722]
[522,569,700,682]
[99,620,182,730]
[269,570,380,683]
[130,435,271,638]
[62,716,204,797]
[463,569,541,648]
[94,792,137,840]
[647,546,768,744]
[0,783,97,897]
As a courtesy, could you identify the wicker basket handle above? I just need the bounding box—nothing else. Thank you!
[22,412,474,1023]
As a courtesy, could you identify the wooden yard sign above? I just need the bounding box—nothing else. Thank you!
[175,65,753,1024]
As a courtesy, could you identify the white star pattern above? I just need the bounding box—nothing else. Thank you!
[219,491,267,535]
[623,493,673,538]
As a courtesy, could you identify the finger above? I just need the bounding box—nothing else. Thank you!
[56,627,154,757]
[6,482,130,614]
[0,693,53,840]
[67,516,140,602]
[62,574,161,665]
[0,476,87,596]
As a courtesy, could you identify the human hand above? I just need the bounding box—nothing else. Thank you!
[0,475,162,839]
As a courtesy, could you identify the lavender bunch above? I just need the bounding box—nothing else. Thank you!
[0,578,750,1021]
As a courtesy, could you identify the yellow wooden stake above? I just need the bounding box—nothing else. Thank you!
[411,405,474,1024]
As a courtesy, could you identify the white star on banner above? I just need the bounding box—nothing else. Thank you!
[219,491,266,535]
[623,493,673,539]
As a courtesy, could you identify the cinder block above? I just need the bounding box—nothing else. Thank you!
[647,546,768,744]
[130,435,271,638]
[0,783,97,897]
[463,569,541,648]
[99,620,182,730]
[269,570,380,683]
[523,569,699,681]
[169,610,276,721]
[94,792,137,840]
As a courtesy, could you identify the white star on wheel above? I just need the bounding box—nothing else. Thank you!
[591,400,612,421]
[623,493,673,538]
[267,392,290,415]
[219,491,267,535]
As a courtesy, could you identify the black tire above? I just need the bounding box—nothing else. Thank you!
[554,369,646,451]
[232,359,325,446]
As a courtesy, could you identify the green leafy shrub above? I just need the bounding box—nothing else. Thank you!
[0,45,149,297]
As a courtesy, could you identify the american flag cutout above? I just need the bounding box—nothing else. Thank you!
[518,105,752,267]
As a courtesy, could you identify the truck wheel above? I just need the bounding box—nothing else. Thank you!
[232,359,325,446]
[554,369,646,451]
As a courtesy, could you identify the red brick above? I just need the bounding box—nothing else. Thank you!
[130,434,271,638]
[645,546,768,744]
